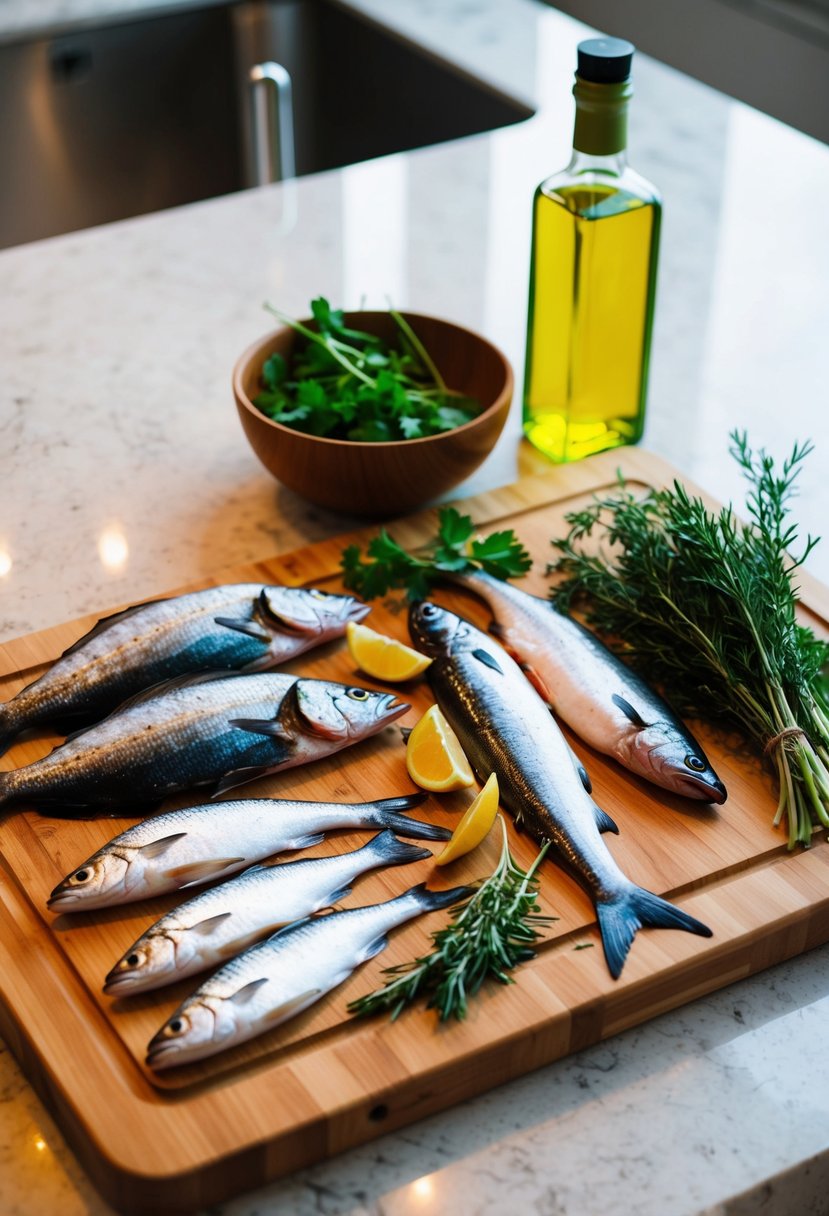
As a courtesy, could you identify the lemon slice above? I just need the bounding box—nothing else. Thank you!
[346,621,432,682]
[435,773,500,865]
[405,704,475,792]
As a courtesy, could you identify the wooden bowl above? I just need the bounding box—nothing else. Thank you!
[232,311,513,517]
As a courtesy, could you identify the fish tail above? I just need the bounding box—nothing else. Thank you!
[596,885,713,980]
[367,794,452,842]
[401,882,475,914]
[0,705,19,758]
[361,830,432,867]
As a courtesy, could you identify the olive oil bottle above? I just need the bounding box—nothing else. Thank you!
[523,39,661,463]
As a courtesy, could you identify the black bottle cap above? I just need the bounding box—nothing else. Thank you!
[577,38,635,84]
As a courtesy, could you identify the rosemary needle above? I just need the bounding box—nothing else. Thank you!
[348,817,555,1022]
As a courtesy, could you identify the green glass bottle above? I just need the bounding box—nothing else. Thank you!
[523,38,661,463]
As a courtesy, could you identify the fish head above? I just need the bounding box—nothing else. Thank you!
[290,679,409,742]
[408,601,470,658]
[145,998,223,1070]
[625,722,727,804]
[103,934,177,996]
[47,850,131,911]
[259,587,369,639]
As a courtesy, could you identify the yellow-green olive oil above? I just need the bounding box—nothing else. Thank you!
[524,182,661,463]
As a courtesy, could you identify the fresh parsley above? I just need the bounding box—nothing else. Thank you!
[340,506,532,600]
[254,298,481,442]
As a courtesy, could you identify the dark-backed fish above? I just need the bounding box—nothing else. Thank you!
[0,584,367,755]
[146,882,470,1069]
[0,674,407,816]
[47,792,446,911]
[409,600,712,979]
[449,570,726,803]
[104,830,431,995]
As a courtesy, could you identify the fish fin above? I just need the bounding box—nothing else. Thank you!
[325,884,352,905]
[362,830,432,867]
[164,857,246,885]
[191,912,233,936]
[228,717,294,741]
[399,726,412,744]
[472,648,504,674]
[577,762,592,795]
[596,886,713,980]
[258,589,318,635]
[405,882,474,913]
[139,832,188,859]
[230,977,270,1006]
[368,798,451,842]
[214,765,281,796]
[283,831,325,852]
[358,933,389,964]
[521,665,552,704]
[592,804,618,835]
[611,693,648,729]
[59,600,164,657]
[265,988,323,1023]
[214,615,271,643]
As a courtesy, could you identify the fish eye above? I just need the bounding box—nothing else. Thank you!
[125,953,141,968]
[72,869,91,884]
[165,1017,188,1038]
[347,688,370,700]
[421,603,439,618]
[685,755,706,771]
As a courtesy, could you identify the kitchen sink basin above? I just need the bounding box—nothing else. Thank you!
[0,0,532,249]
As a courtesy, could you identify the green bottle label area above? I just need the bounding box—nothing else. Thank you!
[523,182,661,464]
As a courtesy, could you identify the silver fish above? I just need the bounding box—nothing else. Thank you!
[104,830,431,996]
[0,584,367,756]
[449,570,726,803]
[47,793,447,912]
[0,674,407,815]
[146,882,470,1070]
[410,601,712,979]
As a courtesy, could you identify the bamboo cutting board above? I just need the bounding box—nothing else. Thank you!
[2,449,829,1214]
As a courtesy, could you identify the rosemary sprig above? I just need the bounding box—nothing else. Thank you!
[340,506,532,601]
[348,818,554,1022]
[549,431,829,848]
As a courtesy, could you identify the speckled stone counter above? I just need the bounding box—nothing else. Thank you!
[2,2,829,1213]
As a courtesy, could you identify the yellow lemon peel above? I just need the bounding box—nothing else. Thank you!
[346,621,432,682]
[405,704,475,792]
[435,773,500,865]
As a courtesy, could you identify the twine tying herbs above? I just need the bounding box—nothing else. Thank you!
[764,727,808,758]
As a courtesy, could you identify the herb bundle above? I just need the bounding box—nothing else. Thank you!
[254,298,480,442]
[348,819,553,1022]
[550,432,829,848]
[340,506,532,600]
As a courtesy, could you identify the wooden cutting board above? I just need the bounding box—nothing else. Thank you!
[2,448,829,1214]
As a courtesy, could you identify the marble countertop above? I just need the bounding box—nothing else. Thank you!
[2,1,829,1213]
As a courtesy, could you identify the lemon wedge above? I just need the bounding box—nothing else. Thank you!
[405,704,475,792]
[346,621,432,682]
[435,773,500,865]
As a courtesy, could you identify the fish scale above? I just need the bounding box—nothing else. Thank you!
[0,583,368,756]
[104,830,432,995]
[46,792,447,911]
[145,882,471,1070]
[448,569,726,803]
[0,674,407,815]
[409,601,713,979]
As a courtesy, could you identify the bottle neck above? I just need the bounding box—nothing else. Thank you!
[572,76,631,160]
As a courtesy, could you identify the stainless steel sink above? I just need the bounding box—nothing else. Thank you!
[0,0,532,249]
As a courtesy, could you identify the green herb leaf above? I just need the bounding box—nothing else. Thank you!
[339,507,532,600]
[548,431,829,849]
[348,818,555,1022]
